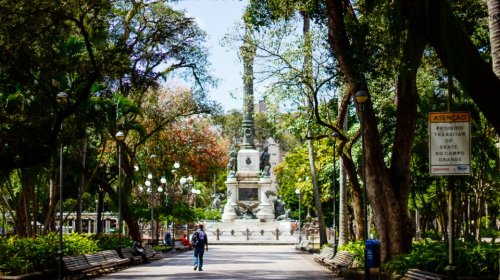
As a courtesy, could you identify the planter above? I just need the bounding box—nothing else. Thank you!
[341,268,390,280]
[0,270,55,280]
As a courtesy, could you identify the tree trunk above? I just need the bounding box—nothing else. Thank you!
[325,0,417,261]
[43,156,57,233]
[96,189,104,234]
[75,138,87,233]
[338,99,349,247]
[488,0,500,76]
[302,11,327,245]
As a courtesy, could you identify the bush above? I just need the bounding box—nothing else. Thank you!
[0,233,99,276]
[337,240,365,266]
[384,239,500,276]
[199,209,221,221]
[91,233,132,250]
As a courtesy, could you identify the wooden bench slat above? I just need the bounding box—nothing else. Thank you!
[325,251,354,276]
[403,269,447,280]
[101,249,130,266]
[119,247,143,263]
[143,244,163,260]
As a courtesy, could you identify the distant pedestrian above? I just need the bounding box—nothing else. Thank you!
[165,229,172,246]
[191,224,208,271]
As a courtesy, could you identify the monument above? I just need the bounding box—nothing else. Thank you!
[203,36,297,244]
[221,39,275,222]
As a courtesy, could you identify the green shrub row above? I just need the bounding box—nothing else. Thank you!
[0,233,128,276]
[338,239,499,276]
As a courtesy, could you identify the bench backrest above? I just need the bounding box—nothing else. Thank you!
[301,240,311,247]
[101,250,121,260]
[404,269,447,280]
[63,255,92,271]
[331,251,354,266]
[143,244,156,254]
[84,252,107,267]
[321,247,335,259]
[119,247,136,258]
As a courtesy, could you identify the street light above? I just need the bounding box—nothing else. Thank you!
[56,91,68,280]
[145,173,163,244]
[295,183,302,243]
[171,162,180,240]
[331,132,339,250]
[191,188,201,208]
[354,90,369,280]
[115,130,125,247]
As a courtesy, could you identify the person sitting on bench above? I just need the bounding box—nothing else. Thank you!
[182,233,193,250]
[132,239,149,263]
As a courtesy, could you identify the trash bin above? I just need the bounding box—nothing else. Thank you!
[365,239,381,268]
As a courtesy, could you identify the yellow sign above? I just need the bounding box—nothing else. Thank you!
[428,112,471,176]
[429,112,470,123]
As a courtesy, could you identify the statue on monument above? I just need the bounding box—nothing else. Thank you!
[259,145,271,177]
[235,202,260,219]
[227,146,237,177]
[211,193,222,212]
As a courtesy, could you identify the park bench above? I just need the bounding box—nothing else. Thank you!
[62,254,101,278]
[313,246,335,267]
[324,251,355,276]
[143,244,163,260]
[84,252,116,272]
[174,240,190,251]
[119,247,143,263]
[294,239,311,251]
[402,269,447,280]
[101,249,130,267]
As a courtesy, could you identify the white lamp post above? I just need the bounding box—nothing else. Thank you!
[115,130,125,246]
[295,186,301,243]
[56,91,68,280]
[191,188,201,208]
[171,162,180,240]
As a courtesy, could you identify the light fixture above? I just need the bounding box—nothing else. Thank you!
[115,131,125,141]
[56,92,68,104]
[354,90,369,105]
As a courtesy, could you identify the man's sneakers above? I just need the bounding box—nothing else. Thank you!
[193,265,197,271]
[199,268,203,271]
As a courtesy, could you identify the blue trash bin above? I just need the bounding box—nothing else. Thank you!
[365,239,381,268]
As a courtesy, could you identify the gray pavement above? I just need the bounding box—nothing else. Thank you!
[98,245,342,280]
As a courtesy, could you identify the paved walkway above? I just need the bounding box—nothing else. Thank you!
[98,245,341,280]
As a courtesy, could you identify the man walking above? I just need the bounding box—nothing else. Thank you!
[191,224,208,271]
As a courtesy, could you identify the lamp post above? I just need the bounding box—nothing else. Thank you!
[191,187,201,208]
[171,162,180,240]
[295,185,302,243]
[56,91,68,280]
[354,90,369,280]
[331,132,339,250]
[115,130,125,247]
[145,173,163,244]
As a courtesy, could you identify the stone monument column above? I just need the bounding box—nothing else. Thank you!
[222,177,238,221]
[257,177,274,220]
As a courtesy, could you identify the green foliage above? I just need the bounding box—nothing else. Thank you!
[0,233,100,276]
[199,209,221,221]
[338,240,366,266]
[92,233,132,250]
[384,240,500,276]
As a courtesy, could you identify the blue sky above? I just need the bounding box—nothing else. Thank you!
[172,0,248,112]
